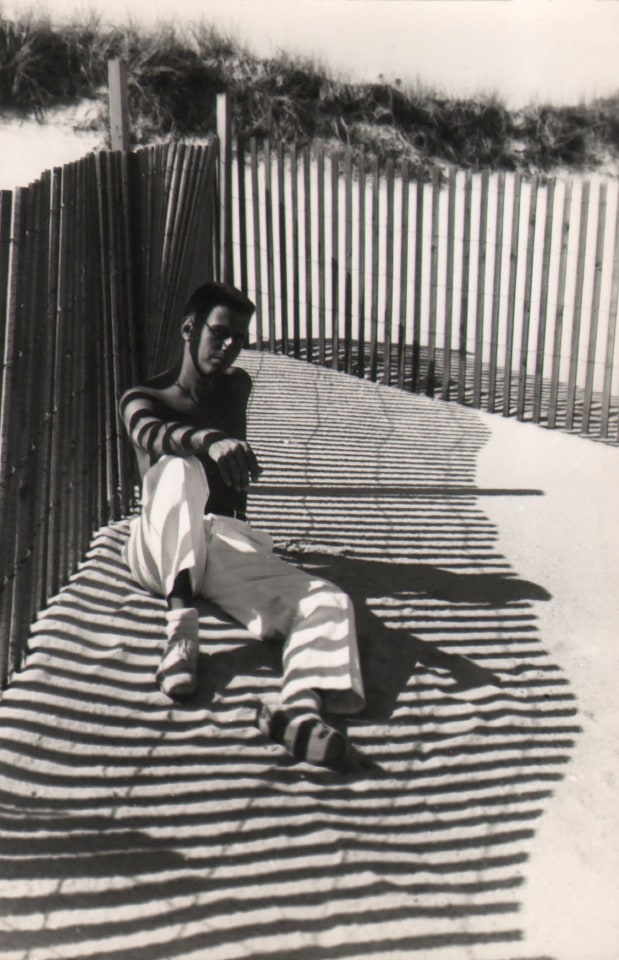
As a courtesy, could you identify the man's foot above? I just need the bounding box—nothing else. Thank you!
[156,608,199,699]
[256,702,349,769]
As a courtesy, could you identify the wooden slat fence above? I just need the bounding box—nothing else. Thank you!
[231,140,619,442]
[1,127,618,688]
[0,141,218,687]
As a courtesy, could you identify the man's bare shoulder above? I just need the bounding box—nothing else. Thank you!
[119,384,168,409]
[226,365,253,394]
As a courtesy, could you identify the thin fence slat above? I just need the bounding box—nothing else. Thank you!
[237,138,248,294]
[356,149,366,379]
[502,173,522,417]
[473,170,489,407]
[442,167,456,401]
[458,172,472,404]
[343,148,353,375]
[97,154,115,526]
[95,155,119,524]
[397,161,409,390]
[81,159,96,546]
[35,168,61,609]
[120,150,139,392]
[74,160,91,561]
[532,180,556,423]
[8,183,38,670]
[24,177,49,628]
[331,152,340,370]
[0,192,13,458]
[90,156,107,533]
[277,144,289,354]
[206,143,219,282]
[45,170,71,600]
[488,172,505,413]
[119,146,139,506]
[250,138,263,349]
[0,192,12,377]
[0,189,22,684]
[108,152,131,518]
[516,178,539,421]
[30,175,54,614]
[77,156,96,543]
[369,156,380,381]
[290,144,300,358]
[126,149,145,367]
[412,169,424,393]
[566,181,591,430]
[382,159,395,386]
[86,153,104,529]
[28,173,53,624]
[263,140,276,353]
[317,144,326,365]
[581,182,607,434]
[548,181,573,429]
[65,164,83,570]
[103,153,124,520]
[304,147,314,363]
[600,187,619,439]
[427,166,440,397]
[140,148,154,336]
[217,93,233,284]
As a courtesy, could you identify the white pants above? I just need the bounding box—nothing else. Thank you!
[124,456,365,714]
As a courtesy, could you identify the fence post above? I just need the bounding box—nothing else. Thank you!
[107,59,130,152]
[217,93,233,284]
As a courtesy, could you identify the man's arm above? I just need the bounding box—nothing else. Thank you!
[119,388,226,459]
[119,382,261,493]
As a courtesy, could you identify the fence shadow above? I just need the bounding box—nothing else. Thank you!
[275,547,551,725]
[0,354,577,960]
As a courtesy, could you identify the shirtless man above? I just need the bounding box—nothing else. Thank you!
[119,281,365,768]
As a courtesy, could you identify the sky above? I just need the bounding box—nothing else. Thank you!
[5,0,619,108]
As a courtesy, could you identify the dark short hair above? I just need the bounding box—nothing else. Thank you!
[183,281,255,327]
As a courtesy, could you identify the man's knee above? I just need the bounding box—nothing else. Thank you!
[147,455,208,493]
[295,578,353,619]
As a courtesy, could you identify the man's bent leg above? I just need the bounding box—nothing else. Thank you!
[125,455,209,597]
[279,578,365,715]
[124,456,209,698]
[202,518,365,765]
[255,577,364,768]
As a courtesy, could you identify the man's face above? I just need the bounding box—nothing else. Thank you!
[192,305,250,376]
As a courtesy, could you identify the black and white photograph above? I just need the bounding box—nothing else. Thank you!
[0,1,617,958]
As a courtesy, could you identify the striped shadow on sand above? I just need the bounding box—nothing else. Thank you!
[0,352,574,960]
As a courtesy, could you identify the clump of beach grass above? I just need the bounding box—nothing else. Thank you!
[0,11,617,175]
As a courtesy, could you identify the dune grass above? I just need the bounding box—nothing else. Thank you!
[0,11,617,174]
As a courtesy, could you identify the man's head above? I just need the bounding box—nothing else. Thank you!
[181,282,255,377]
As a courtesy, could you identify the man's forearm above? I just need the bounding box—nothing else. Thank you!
[120,390,225,459]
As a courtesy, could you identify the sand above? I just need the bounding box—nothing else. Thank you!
[0,114,617,958]
[479,414,619,960]
[0,104,104,191]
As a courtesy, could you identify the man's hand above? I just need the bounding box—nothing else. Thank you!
[206,437,262,492]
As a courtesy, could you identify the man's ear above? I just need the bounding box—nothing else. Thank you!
[181,317,194,340]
